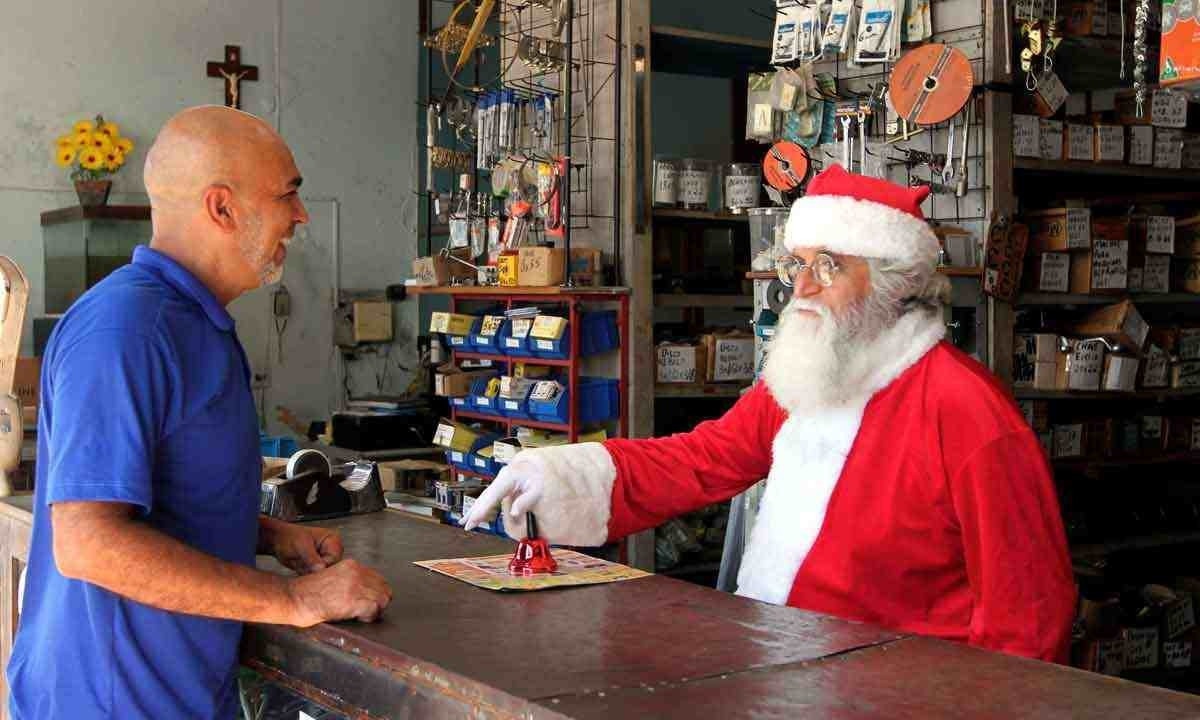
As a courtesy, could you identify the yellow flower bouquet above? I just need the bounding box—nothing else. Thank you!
[53,114,134,206]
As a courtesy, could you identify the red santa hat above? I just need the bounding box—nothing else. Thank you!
[783,164,940,267]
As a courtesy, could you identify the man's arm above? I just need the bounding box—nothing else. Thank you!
[53,501,390,627]
[949,431,1077,662]
[257,515,344,574]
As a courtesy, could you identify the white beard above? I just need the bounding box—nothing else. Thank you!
[238,211,289,287]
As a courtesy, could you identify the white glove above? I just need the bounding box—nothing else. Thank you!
[459,442,617,546]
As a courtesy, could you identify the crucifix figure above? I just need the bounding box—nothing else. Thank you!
[206,45,259,109]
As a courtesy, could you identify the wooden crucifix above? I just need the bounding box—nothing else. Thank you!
[207,45,258,110]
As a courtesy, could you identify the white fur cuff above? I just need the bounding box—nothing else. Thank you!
[784,195,940,267]
[501,442,616,546]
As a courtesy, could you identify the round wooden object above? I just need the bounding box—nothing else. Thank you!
[763,142,812,194]
[888,44,975,126]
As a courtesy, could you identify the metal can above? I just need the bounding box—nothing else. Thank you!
[653,156,679,207]
[678,158,713,210]
[724,163,763,214]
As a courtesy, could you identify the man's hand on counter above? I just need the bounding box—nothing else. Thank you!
[287,559,393,627]
[264,520,344,575]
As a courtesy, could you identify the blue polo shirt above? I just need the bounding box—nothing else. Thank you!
[8,246,262,720]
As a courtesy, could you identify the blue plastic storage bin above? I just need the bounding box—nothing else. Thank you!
[468,375,502,416]
[259,434,298,458]
[469,315,507,354]
[527,377,619,425]
[468,450,500,477]
[498,318,534,357]
[443,315,482,353]
[444,431,501,473]
[498,379,535,420]
[529,312,620,360]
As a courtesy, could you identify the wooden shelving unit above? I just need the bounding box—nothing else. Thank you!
[654,383,749,399]
[1015,388,1200,401]
[652,208,749,223]
[1013,158,1200,181]
[39,205,150,226]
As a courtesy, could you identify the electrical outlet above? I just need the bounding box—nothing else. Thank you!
[252,371,271,390]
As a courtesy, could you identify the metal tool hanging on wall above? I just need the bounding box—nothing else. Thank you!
[1134,0,1151,116]
[763,141,813,204]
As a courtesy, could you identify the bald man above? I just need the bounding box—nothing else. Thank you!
[8,107,392,720]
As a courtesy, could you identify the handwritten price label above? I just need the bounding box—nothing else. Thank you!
[1143,254,1171,293]
[1039,252,1070,292]
[1053,424,1083,458]
[1152,90,1188,128]
[1068,341,1104,390]
[1129,126,1154,165]
[1039,119,1064,159]
[1067,124,1096,161]
[1146,216,1176,254]
[1014,115,1040,157]
[657,346,699,383]
[1091,238,1129,290]
[1097,125,1124,161]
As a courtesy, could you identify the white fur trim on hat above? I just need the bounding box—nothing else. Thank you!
[783,195,940,266]
[500,442,616,546]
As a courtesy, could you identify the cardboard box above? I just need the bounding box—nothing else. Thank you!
[1164,640,1193,669]
[1129,125,1155,165]
[1103,354,1140,391]
[14,357,39,408]
[656,342,708,384]
[434,365,497,398]
[497,251,520,286]
[1116,417,1142,454]
[1014,333,1060,387]
[1143,254,1173,293]
[1027,208,1091,252]
[1052,423,1085,457]
[429,311,477,336]
[1155,128,1184,169]
[1080,637,1126,676]
[1134,215,1176,255]
[352,300,393,343]
[1070,240,1129,293]
[1072,300,1149,352]
[432,419,481,454]
[1172,360,1200,388]
[1125,627,1161,670]
[1176,216,1200,258]
[1143,344,1172,388]
[702,332,755,382]
[1066,124,1096,160]
[1173,258,1200,293]
[377,459,448,494]
[411,248,475,286]
[1019,399,1051,432]
[1095,124,1125,162]
[1039,119,1065,159]
[1057,339,1106,390]
[1029,252,1071,292]
[1065,1,1100,35]
[517,247,566,287]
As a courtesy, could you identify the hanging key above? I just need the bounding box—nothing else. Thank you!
[955,102,971,197]
[942,117,956,185]
[857,110,868,173]
[841,115,853,168]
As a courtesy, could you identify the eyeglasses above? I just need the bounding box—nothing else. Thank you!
[775,253,842,288]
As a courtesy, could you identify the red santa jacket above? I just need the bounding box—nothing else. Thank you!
[601,339,1076,663]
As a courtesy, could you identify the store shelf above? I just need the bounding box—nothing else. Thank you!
[39,205,150,226]
[409,285,630,297]
[649,25,771,78]
[451,408,571,434]
[1071,531,1200,559]
[452,351,573,367]
[653,208,750,224]
[745,266,983,281]
[1054,451,1200,472]
[1014,158,1200,181]
[659,561,722,578]
[654,293,754,308]
[655,383,749,399]
[452,468,497,482]
[1017,292,1200,305]
[1014,388,1200,401]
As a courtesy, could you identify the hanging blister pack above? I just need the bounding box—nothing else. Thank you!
[773,1,804,65]
[856,0,902,63]
[822,0,857,56]
[747,72,781,142]
[797,3,823,62]
[905,0,933,42]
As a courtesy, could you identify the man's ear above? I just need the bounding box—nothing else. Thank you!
[202,184,237,233]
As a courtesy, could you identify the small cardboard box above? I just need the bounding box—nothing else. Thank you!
[1057,339,1106,391]
[1069,240,1129,293]
[1085,417,1115,456]
[1184,134,1200,170]
[1066,124,1096,161]
[1014,333,1060,387]
[1014,114,1041,157]
[1052,423,1086,457]
[429,311,478,336]
[703,332,756,382]
[1172,360,1200,388]
[1143,344,1172,388]
[497,251,520,286]
[353,300,393,343]
[14,357,39,408]
[1072,300,1150,352]
[411,247,475,286]
[1164,640,1193,669]
[656,342,708,384]
[1103,354,1140,391]
[1155,128,1184,169]
[1176,216,1200,258]
[1079,636,1126,676]
[1094,124,1125,162]
[1143,254,1173,293]
[1125,627,1161,670]
[1129,125,1155,165]
[1029,252,1071,292]
[432,419,481,454]
[517,247,566,287]
[434,365,497,398]
[1135,215,1176,255]
[1173,259,1200,293]
[1027,208,1092,252]
[1039,119,1065,158]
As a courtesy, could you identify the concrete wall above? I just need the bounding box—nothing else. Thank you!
[0,0,420,435]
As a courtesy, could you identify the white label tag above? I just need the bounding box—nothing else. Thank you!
[530,380,561,401]
[1143,254,1172,293]
[1125,627,1160,670]
[1179,329,1200,360]
[1144,347,1169,388]
[536,339,554,350]
[1167,596,1197,639]
[1053,424,1084,457]
[1039,252,1070,292]
[1067,209,1092,249]
[1152,90,1189,128]
[1091,238,1128,290]
[449,336,467,346]
[1097,126,1124,161]
[504,400,519,410]
[1039,120,1064,159]
[1165,641,1193,669]
[1155,129,1184,169]
[1068,125,1096,160]
[1014,115,1040,157]
[1038,72,1069,115]
[1143,415,1164,440]
[712,338,756,381]
[1068,342,1104,390]
[1098,638,1125,676]
[433,423,456,447]
[1146,216,1176,254]
[1130,126,1154,165]
[654,161,678,204]
[449,451,464,463]
[679,169,711,204]
[725,175,761,209]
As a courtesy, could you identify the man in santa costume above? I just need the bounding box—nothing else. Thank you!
[464,164,1076,663]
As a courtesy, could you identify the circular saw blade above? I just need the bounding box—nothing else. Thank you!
[888,44,975,127]
[286,448,332,480]
[763,142,812,194]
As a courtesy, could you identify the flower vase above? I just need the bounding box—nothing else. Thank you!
[74,180,111,208]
